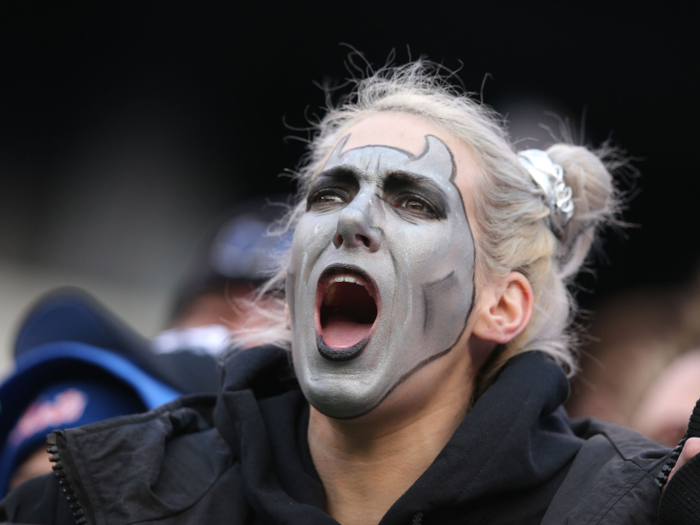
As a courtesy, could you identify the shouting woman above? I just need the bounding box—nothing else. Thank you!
[2,61,698,525]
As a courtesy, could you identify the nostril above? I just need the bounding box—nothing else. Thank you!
[356,234,371,248]
[333,232,344,248]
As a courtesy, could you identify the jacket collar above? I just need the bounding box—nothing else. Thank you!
[215,347,583,524]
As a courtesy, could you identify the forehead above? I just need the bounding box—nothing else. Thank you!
[331,112,480,197]
[325,134,456,186]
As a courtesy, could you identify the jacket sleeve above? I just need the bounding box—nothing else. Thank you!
[659,452,700,524]
[658,397,700,524]
[0,473,74,525]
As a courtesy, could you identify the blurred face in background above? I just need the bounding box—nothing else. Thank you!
[9,447,52,491]
[632,350,700,447]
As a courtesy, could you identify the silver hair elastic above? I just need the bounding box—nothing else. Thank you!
[518,149,574,237]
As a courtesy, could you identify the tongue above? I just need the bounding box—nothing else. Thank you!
[322,314,372,349]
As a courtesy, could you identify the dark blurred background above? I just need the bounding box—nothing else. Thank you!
[0,1,698,376]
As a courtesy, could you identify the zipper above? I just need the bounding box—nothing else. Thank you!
[47,430,94,525]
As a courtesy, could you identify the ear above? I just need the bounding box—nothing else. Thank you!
[471,271,533,344]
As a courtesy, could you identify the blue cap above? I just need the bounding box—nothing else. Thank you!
[0,289,187,496]
[13,288,215,394]
[0,378,148,495]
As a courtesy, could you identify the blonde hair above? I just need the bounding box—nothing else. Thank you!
[231,60,620,390]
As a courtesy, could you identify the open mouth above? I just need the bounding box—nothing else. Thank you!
[316,266,379,361]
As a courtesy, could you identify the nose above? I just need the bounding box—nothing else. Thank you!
[333,191,381,252]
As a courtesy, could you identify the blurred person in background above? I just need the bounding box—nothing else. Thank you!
[152,195,290,357]
[0,197,289,496]
[0,290,185,497]
[632,350,700,447]
[567,270,700,436]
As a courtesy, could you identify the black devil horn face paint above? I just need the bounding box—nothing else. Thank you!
[287,128,475,419]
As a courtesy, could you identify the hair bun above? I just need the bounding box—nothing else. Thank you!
[545,144,618,278]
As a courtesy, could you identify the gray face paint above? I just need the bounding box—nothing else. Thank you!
[287,134,476,419]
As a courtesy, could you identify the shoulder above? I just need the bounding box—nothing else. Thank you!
[543,417,671,524]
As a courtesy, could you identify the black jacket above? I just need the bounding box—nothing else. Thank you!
[0,346,673,524]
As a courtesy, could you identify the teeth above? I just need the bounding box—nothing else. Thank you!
[329,274,365,287]
[323,274,367,305]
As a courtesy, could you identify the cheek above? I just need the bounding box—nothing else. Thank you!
[392,220,474,277]
[289,213,337,273]
[417,222,476,351]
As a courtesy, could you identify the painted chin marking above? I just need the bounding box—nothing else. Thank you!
[316,266,379,361]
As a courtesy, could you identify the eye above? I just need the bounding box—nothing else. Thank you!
[400,199,427,211]
[317,194,344,205]
[308,189,349,210]
[394,196,437,217]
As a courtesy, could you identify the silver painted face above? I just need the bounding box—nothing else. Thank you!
[287,134,476,419]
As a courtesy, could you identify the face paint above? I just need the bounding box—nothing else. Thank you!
[287,133,476,419]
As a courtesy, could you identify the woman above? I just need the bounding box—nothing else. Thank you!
[1,61,697,525]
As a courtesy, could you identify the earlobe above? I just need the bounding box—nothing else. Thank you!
[472,272,534,344]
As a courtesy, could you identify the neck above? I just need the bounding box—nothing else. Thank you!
[308,357,476,525]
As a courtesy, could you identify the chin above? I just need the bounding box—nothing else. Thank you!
[298,365,390,420]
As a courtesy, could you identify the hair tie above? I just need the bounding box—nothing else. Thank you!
[518,149,574,238]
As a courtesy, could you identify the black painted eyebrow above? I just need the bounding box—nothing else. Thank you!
[381,170,450,219]
[308,166,360,195]
[306,166,361,210]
